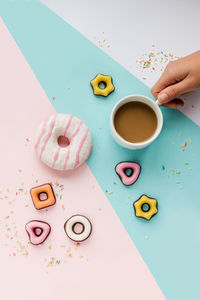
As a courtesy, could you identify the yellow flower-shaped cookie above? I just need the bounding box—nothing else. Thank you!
[133,194,158,220]
[90,74,115,97]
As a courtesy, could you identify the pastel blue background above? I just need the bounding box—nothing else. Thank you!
[1,1,200,299]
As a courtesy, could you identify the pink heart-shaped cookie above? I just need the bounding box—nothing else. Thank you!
[115,161,141,186]
[25,220,51,245]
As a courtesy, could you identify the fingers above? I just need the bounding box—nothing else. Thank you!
[151,61,183,99]
[157,77,194,104]
[162,98,185,109]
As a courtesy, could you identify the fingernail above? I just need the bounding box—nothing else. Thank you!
[158,93,168,103]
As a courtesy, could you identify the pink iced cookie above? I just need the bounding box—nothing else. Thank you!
[115,162,141,186]
[25,220,51,245]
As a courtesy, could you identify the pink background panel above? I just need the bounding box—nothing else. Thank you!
[0,19,165,300]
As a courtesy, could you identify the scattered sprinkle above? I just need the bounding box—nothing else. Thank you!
[181,142,187,148]
[136,46,180,73]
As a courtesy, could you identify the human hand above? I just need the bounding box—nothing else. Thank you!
[151,50,200,108]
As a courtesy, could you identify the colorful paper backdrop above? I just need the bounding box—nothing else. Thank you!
[1,1,200,299]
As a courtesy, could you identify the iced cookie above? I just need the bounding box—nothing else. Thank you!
[30,183,56,210]
[25,220,51,245]
[133,194,158,220]
[90,74,115,97]
[64,215,92,242]
[35,114,92,170]
[115,161,141,186]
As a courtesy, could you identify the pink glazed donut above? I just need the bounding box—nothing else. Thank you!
[35,114,92,170]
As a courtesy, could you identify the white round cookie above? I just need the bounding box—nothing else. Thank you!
[35,114,92,170]
[64,215,92,242]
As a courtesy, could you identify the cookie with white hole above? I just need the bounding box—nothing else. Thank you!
[30,183,56,210]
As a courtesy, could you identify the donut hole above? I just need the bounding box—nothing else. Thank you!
[34,228,42,236]
[98,81,106,89]
[72,222,84,235]
[125,168,133,177]
[57,135,70,148]
[38,192,48,201]
[141,203,150,212]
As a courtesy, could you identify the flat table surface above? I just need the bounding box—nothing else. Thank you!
[1,1,200,300]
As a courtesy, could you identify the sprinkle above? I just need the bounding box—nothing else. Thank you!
[61,204,65,211]
[185,162,189,165]
[18,169,22,173]
[189,138,192,144]
[108,191,113,195]
[26,137,30,142]
[48,245,52,250]
[162,165,165,171]
[181,142,187,148]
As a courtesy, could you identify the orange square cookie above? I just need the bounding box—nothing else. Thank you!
[30,183,56,210]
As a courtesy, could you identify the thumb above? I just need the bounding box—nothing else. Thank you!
[157,78,194,104]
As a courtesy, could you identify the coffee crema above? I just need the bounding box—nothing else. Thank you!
[114,101,157,143]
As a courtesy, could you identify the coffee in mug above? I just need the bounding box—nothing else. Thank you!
[114,101,157,143]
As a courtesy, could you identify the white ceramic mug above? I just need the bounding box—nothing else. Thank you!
[110,94,163,150]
